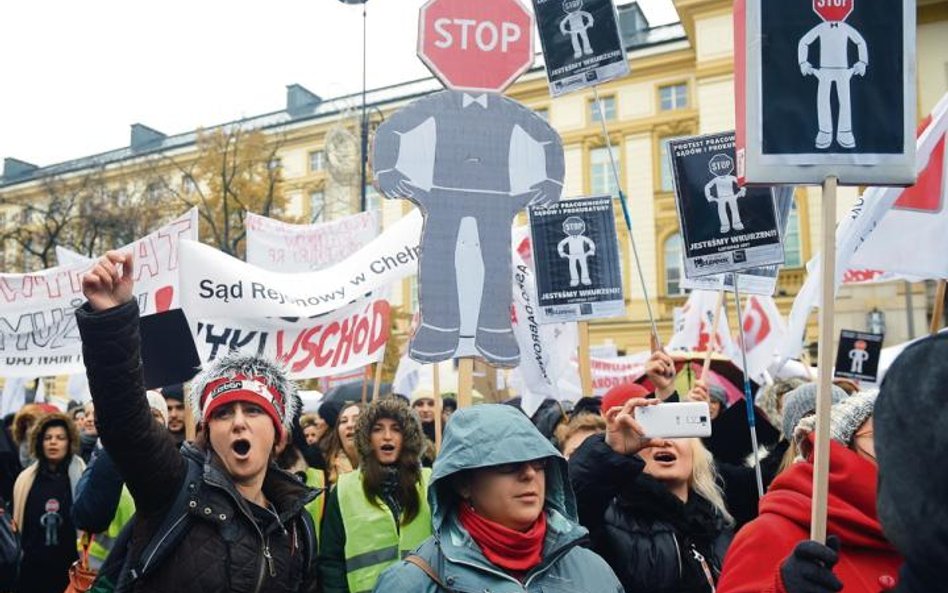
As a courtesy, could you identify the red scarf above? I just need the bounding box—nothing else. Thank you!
[457,501,547,576]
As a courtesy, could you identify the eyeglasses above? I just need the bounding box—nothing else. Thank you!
[489,458,549,475]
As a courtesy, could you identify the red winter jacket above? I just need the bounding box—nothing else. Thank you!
[717,439,902,593]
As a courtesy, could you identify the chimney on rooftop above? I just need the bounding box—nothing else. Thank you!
[286,84,322,118]
[2,157,39,182]
[130,124,167,152]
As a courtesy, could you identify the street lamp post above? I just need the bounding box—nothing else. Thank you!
[338,0,370,212]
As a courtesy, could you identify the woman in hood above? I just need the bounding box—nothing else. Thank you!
[569,396,734,593]
[373,404,622,593]
[12,412,85,593]
[717,391,902,593]
[319,396,432,593]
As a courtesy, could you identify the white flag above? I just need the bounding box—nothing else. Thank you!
[740,295,786,384]
[668,290,739,362]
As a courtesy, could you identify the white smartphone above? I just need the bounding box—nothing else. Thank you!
[633,402,712,439]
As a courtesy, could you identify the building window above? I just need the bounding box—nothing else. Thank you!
[783,199,803,267]
[659,136,686,192]
[659,83,688,111]
[309,150,325,172]
[590,147,620,197]
[590,96,616,123]
[535,107,549,121]
[664,233,685,295]
[310,191,325,223]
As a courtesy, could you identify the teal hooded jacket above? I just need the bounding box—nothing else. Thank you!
[372,404,624,593]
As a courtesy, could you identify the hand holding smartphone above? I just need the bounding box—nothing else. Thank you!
[634,402,712,439]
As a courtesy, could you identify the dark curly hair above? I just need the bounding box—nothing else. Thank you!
[354,397,426,524]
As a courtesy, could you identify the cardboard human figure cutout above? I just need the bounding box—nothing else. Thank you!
[373,89,565,367]
[797,5,868,150]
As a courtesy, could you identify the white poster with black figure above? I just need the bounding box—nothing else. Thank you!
[528,196,624,324]
[532,0,629,97]
[681,186,795,296]
[671,132,785,279]
[736,0,915,185]
[834,329,883,382]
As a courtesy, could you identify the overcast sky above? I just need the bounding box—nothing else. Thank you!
[0,0,679,168]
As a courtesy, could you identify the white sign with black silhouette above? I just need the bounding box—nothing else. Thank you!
[529,196,625,324]
[671,132,785,278]
[736,0,916,185]
[532,0,629,97]
[834,329,883,382]
[680,186,795,296]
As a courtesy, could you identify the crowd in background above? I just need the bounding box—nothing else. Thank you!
[0,249,941,593]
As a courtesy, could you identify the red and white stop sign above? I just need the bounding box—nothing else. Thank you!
[418,0,535,94]
[812,0,854,22]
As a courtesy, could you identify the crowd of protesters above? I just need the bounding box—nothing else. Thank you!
[0,250,940,593]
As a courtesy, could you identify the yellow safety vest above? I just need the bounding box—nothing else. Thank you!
[87,485,136,570]
[303,468,326,552]
[337,467,432,593]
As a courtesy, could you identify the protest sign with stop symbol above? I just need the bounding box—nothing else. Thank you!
[813,0,854,22]
[417,0,535,93]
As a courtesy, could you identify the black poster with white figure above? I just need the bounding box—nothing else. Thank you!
[671,132,785,278]
[737,0,915,185]
[533,0,629,97]
[529,196,625,324]
[834,329,883,382]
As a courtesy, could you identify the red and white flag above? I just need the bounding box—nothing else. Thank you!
[668,290,739,361]
[739,295,786,383]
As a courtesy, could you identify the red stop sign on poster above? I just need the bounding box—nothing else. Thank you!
[418,0,535,93]
[812,0,854,22]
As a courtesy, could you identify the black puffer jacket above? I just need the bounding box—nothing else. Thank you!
[569,434,733,593]
[76,300,319,593]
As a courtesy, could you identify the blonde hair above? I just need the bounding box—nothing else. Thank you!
[688,438,734,526]
[554,413,606,452]
[299,413,319,430]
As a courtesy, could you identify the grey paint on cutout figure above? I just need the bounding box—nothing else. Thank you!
[373,89,566,367]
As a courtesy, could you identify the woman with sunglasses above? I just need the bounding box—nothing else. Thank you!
[372,404,622,593]
[717,391,903,593]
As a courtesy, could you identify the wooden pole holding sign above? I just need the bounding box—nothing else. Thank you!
[931,280,946,335]
[578,321,594,396]
[458,358,474,408]
[371,362,384,401]
[433,362,443,453]
[361,367,369,405]
[811,176,838,544]
[702,291,726,379]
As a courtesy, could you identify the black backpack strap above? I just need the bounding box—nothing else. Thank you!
[126,457,203,584]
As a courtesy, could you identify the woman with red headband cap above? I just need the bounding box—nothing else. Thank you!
[75,251,319,593]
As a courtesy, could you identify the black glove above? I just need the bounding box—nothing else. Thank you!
[779,535,843,593]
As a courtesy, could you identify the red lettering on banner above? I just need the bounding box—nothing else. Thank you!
[314,323,338,368]
[843,269,886,283]
[369,301,391,352]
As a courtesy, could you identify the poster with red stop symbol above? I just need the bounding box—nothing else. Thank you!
[834,329,883,382]
[735,0,916,186]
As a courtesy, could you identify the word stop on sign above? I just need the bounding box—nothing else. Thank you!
[433,18,522,52]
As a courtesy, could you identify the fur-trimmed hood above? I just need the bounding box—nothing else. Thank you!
[29,412,81,463]
[13,403,51,445]
[354,396,425,465]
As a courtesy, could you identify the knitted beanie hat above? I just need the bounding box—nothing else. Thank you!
[189,351,299,440]
[707,383,728,407]
[145,390,169,426]
[781,382,847,441]
[794,390,877,458]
